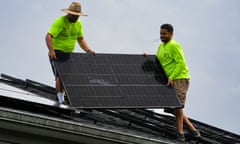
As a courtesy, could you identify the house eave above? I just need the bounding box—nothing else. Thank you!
[0,106,174,144]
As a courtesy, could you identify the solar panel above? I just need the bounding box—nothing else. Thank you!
[55,53,182,109]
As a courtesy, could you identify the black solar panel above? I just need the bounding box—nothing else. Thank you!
[55,53,181,109]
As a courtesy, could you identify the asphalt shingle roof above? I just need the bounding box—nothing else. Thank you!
[0,73,239,144]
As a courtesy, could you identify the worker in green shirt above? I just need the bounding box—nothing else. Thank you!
[156,24,200,141]
[45,2,95,104]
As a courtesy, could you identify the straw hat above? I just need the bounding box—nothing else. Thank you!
[61,2,88,16]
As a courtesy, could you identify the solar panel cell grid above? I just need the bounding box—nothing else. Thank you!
[55,53,181,108]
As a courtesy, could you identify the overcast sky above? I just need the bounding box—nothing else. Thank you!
[0,0,239,134]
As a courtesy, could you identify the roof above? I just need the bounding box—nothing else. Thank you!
[0,73,239,144]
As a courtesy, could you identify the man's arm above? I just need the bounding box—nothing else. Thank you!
[77,37,96,55]
[45,33,56,59]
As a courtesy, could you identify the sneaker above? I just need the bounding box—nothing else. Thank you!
[59,101,66,105]
[176,132,185,142]
[191,130,201,138]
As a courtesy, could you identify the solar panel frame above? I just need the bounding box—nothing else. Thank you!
[55,53,182,109]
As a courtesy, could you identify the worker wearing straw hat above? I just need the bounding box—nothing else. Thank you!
[45,2,95,104]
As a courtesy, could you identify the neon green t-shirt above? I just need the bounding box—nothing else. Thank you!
[156,39,190,80]
[48,16,84,53]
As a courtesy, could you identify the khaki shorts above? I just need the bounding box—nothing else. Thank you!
[173,79,190,106]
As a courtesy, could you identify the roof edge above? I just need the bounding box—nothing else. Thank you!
[0,107,175,144]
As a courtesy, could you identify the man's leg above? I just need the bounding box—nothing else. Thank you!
[183,114,196,131]
[176,108,184,133]
[176,108,185,141]
[56,76,65,103]
[183,114,201,138]
[164,108,198,131]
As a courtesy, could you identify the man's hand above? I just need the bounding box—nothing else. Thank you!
[166,79,174,87]
[48,50,56,59]
[87,49,96,56]
[143,52,147,57]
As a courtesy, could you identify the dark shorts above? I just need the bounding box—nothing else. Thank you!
[49,58,58,77]
[49,50,70,78]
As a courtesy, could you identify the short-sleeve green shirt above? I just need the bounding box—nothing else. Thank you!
[156,39,190,80]
[48,16,84,53]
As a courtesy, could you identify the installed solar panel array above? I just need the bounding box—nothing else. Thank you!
[55,53,181,109]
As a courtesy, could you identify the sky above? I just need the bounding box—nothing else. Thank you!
[0,0,240,134]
